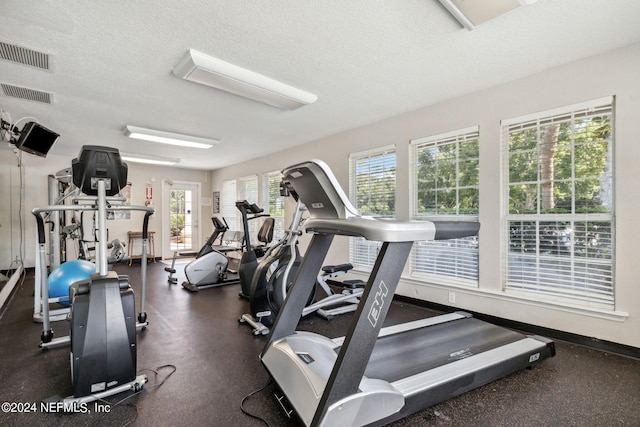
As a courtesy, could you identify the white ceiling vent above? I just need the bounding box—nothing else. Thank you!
[0,40,51,71]
[1,83,53,104]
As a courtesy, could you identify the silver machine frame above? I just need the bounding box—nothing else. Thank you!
[33,200,153,349]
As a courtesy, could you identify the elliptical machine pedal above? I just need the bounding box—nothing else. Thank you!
[69,271,138,398]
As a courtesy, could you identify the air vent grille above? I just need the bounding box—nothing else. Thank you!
[1,83,53,104]
[0,41,50,70]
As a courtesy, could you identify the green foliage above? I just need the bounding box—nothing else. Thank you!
[170,189,186,237]
[508,115,612,214]
[355,174,396,216]
[268,176,285,217]
[170,214,184,237]
[416,138,479,215]
[507,115,613,261]
[354,155,396,216]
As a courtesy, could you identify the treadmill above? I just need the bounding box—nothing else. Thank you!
[260,159,555,427]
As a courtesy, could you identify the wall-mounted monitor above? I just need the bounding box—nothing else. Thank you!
[15,121,59,158]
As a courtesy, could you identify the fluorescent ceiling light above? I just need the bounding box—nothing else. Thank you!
[438,0,537,30]
[124,125,219,149]
[121,153,181,166]
[172,49,318,110]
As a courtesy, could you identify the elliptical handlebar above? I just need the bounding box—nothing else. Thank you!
[212,216,229,233]
[236,200,263,214]
[32,202,155,344]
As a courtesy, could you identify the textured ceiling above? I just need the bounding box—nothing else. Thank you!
[1,0,639,169]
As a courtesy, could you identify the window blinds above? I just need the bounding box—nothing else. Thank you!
[349,146,396,269]
[502,96,614,307]
[410,127,480,286]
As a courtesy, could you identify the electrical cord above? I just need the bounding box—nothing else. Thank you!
[94,364,177,427]
[15,148,25,277]
[240,377,274,427]
[138,364,177,391]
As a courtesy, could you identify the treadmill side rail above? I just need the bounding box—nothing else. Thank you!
[393,337,554,398]
[263,332,340,426]
[263,332,405,427]
[321,379,404,427]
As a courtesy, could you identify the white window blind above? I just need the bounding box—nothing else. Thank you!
[410,127,480,286]
[349,146,396,269]
[237,175,258,202]
[503,97,614,307]
[262,171,286,239]
[221,180,237,231]
[237,175,259,239]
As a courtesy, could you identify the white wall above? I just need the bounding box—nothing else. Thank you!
[0,149,27,270]
[0,149,212,269]
[210,42,640,348]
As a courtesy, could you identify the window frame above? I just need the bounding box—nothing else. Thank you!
[501,96,615,308]
[409,126,480,287]
[348,145,396,269]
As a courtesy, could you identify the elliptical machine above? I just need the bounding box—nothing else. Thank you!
[181,216,243,292]
[33,145,154,404]
[237,200,275,299]
[239,181,315,335]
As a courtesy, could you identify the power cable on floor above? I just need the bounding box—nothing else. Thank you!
[240,377,274,427]
[94,364,177,426]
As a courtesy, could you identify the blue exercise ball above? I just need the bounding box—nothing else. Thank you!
[47,260,96,307]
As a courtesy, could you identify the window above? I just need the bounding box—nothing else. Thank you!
[221,180,237,231]
[503,97,614,307]
[349,146,396,269]
[237,175,258,203]
[220,175,258,233]
[237,175,259,239]
[262,171,286,239]
[410,127,480,286]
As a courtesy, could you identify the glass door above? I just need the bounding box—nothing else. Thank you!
[163,181,200,258]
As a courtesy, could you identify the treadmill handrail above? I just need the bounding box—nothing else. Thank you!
[305,217,479,242]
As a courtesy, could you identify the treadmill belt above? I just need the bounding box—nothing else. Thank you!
[362,317,526,383]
